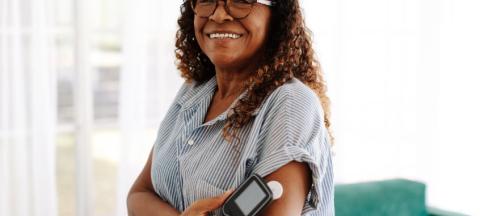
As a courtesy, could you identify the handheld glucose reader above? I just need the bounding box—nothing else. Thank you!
[222,174,283,216]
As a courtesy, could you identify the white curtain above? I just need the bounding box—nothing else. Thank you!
[0,0,58,215]
[301,0,485,215]
[116,0,183,215]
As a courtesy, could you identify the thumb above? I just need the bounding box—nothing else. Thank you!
[202,188,235,212]
[220,188,235,200]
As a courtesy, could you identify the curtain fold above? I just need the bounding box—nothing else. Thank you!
[0,0,58,215]
[116,0,183,215]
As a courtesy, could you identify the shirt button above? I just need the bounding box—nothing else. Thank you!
[187,139,194,145]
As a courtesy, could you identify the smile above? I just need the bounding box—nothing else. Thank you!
[208,33,242,39]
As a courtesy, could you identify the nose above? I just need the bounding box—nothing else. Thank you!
[209,0,234,23]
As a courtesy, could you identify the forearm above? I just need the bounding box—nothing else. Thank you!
[127,191,181,216]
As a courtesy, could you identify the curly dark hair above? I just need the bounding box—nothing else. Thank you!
[175,0,334,145]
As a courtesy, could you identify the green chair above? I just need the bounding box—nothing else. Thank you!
[335,179,467,216]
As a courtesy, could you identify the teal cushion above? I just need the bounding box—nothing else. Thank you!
[335,179,427,216]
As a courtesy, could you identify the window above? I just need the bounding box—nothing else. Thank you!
[55,0,123,215]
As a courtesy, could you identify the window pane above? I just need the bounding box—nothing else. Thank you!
[56,35,75,125]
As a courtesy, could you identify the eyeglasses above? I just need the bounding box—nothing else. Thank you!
[190,0,273,19]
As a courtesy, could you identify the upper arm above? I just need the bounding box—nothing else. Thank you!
[260,161,312,216]
[251,82,334,215]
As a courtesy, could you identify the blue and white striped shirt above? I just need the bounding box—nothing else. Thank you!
[151,76,334,215]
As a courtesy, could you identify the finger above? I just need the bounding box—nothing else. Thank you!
[200,188,235,212]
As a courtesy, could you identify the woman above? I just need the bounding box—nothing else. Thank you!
[127,0,334,215]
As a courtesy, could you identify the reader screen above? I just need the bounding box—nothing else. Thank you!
[234,181,266,215]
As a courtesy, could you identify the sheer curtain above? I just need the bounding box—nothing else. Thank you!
[116,0,183,215]
[0,0,58,215]
[301,0,485,215]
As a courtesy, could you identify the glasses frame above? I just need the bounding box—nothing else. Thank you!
[190,0,273,19]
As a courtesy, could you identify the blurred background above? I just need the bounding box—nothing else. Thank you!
[1,0,484,215]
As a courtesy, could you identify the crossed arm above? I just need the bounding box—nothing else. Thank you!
[127,148,312,216]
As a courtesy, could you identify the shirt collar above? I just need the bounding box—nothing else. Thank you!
[178,76,260,125]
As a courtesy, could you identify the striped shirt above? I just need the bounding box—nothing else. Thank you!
[151,76,334,215]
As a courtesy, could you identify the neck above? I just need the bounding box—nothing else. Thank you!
[213,50,265,99]
[213,64,256,99]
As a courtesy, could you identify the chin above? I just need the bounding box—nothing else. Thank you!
[208,54,239,69]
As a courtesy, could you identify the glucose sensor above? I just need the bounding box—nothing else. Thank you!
[222,174,283,216]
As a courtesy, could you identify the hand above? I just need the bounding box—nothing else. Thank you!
[180,188,235,216]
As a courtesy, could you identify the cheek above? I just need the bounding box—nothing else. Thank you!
[244,11,271,48]
[194,18,205,44]
[247,23,270,49]
[255,25,269,43]
[194,18,202,33]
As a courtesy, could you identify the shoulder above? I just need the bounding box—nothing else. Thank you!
[174,79,198,101]
[253,78,327,145]
[154,79,196,127]
[262,78,324,119]
[172,78,213,106]
[171,80,192,103]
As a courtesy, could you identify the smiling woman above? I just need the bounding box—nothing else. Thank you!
[193,0,271,74]
[127,0,334,215]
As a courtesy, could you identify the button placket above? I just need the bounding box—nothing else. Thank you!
[183,127,201,150]
[186,127,197,146]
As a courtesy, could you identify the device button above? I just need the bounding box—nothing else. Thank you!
[188,139,194,145]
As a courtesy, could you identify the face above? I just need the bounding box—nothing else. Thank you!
[194,1,272,70]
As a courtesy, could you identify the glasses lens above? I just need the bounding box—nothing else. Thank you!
[192,0,256,19]
[228,0,254,18]
[192,0,217,17]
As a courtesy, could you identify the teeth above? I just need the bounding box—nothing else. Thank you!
[209,33,241,39]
